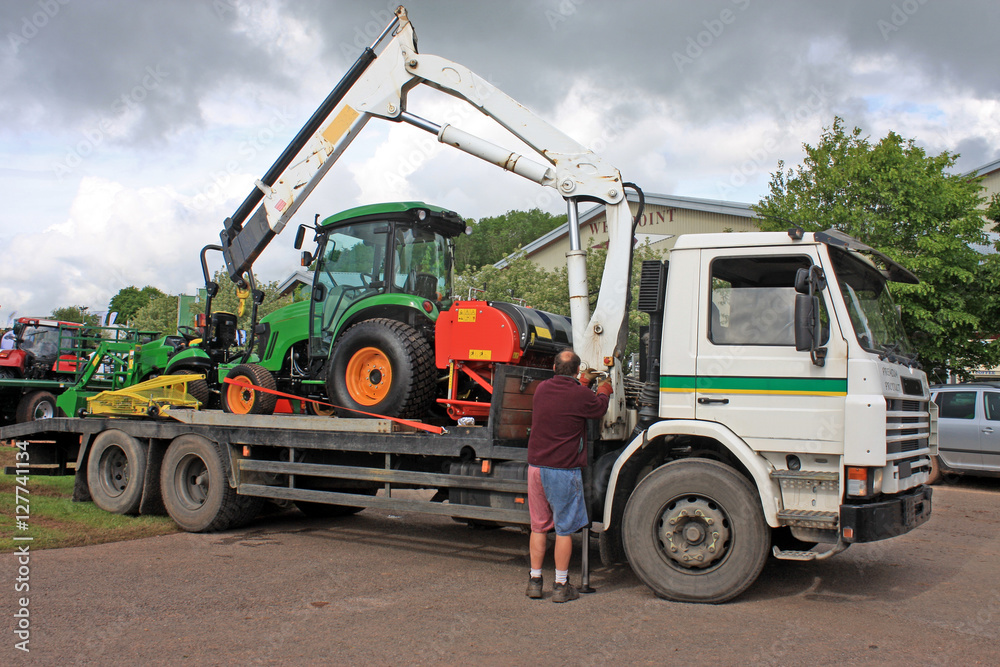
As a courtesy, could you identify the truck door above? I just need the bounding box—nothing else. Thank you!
[694,248,849,454]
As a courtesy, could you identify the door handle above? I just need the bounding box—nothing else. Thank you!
[983,427,994,434]
[698,397,730,405]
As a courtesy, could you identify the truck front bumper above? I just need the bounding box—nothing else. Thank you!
[840,485,932,543]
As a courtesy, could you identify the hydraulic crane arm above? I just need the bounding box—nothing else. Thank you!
[220,6,634,437]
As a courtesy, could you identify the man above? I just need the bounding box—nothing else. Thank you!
[525,348,613,602]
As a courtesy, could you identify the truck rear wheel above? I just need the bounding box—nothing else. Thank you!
[160,434,262,532]
[16,390,57,423]
[327,318,434,419]
[87,429,146,515]
[622,459,769,604]
[222,364,277,415]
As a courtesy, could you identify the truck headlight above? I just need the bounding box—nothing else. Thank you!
[846,466,882,498]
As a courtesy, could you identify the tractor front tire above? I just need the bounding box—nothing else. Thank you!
[327,318,435,419]
[222,364,277,415]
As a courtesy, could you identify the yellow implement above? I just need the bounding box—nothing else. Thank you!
[86,374,205,418]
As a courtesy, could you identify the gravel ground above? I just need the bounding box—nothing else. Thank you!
[4,479,1000,665]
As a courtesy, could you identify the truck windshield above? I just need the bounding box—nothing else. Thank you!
[828,248,913,358]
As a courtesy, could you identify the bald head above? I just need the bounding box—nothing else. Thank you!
[553,349,581,377]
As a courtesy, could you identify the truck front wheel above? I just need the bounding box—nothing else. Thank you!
[160,434,262,532]
[327,318,434,419]
[87,429,146,515]
[622,459,768,604]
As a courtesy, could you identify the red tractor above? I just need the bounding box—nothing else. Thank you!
[0,317,86,422]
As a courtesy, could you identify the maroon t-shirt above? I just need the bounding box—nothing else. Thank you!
[527,374,611,469]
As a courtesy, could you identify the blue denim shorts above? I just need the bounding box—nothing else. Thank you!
[528,465,590,536]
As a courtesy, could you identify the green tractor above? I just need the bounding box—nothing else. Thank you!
[219,201,466,419]
[131,244,263,408]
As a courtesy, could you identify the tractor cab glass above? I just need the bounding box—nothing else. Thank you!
[308,219,453,356]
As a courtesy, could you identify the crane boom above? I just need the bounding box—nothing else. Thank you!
[219,6,634,437]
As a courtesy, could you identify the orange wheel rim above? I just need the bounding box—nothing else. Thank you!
[345,347,391,406]
[226,376,255,414]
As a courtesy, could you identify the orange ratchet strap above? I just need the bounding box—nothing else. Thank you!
[222,377,446,434]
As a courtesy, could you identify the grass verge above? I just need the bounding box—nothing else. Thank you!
[0,445,177,552]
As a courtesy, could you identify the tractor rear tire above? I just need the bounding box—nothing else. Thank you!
[174,369,211,408]
[222,364,277,415]
[16,390,58,423]
[327,318,435,419]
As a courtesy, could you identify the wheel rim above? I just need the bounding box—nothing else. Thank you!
[33,400,55,420]
[226,375,255,414]
[656,495,732,571]
[174,453,210,510]
[98,446,129,498]
[344,347,392,406]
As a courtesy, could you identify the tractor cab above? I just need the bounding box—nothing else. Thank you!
[299,202,466,359]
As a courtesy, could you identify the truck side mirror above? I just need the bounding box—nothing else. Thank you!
[294,225,307,250]
[794,293,827,367]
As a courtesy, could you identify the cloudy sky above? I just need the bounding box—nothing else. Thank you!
[1,0,998,322]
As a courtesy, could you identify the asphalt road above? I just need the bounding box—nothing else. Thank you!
[5,478,1000,665]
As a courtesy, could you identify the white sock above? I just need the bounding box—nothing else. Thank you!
[555,569,568,584]
[530,568,542,579]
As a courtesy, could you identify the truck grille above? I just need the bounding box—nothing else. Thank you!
[884,397,932,492]
[885,398,930,455]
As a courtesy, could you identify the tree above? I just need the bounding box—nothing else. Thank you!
[456,239,660,356]
[51,305,101,326]
[132,295,180,336]
[454,209,565,272]
[753,117,999,380]
[109,286,166,324]
[197,270,297,333]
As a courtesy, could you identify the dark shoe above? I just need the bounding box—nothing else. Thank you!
[552,581,579,603]
[526,576,543,599]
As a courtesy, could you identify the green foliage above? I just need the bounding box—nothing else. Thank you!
[50,305,101,326]
[454,208,565,272]
[200,270,297,332]
[456,239,660,356]
[132,295,179,336]
[109,285,166,324]
[753,117,999,380]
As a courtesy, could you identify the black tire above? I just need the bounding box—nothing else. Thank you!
[927,455,941,485]
[222,364,277,415]
[327,318,435,419]
[160,434,263,532]
[622,459,769,604]
[16,390,58,423]
[174,369,211,408]
[87,429,146,515]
